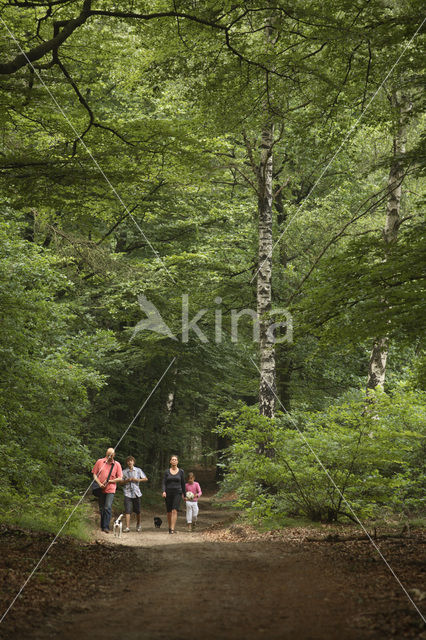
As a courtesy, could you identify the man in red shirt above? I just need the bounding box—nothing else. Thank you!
[92,448,123,533]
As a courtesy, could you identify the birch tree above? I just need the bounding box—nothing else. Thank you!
[366,91,412,391]
[257,119,276,417]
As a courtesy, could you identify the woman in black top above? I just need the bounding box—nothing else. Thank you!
[162,455,185,534]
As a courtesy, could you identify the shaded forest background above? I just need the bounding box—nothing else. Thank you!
[0,0,424,533]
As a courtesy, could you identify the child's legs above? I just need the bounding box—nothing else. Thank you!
[124,496,133,528]
[193,502,199,522]
[186,501,192,523]
[133,497,141,526]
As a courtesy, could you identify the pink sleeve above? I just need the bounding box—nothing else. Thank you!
[92,459,101,475]
[196,482,202,496]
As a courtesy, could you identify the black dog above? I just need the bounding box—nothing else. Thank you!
[154,517,162,529]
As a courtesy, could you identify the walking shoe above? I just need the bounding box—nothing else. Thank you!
[123,527,130,533]
[103,529,110,534]
[136,526,141,532]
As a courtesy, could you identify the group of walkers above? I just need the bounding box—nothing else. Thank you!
[92,449,202,534]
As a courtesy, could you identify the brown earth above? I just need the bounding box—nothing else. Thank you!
[0,493,425,640]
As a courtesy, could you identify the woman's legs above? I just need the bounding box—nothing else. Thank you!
[165,493,173,531]
[165,493,180,532]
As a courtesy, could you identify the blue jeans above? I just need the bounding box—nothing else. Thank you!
[98,492,115,530]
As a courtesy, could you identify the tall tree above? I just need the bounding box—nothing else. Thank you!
[256,12,277,418]
[366,90,412,391]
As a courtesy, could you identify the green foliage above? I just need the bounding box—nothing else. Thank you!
[298,221,426,346]
[0,215,117,526]
[216,389,425,523]
[0,486,91,540]
[0,0,424,532]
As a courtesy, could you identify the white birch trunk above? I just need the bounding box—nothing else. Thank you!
[257,121,276,417]
[366,91,410,391]
[256,10,277,418]
[367,337,389,390]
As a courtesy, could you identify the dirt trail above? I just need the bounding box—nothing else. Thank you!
[38,498,369,640]
[96,495,234,547]
[1,494,425,640]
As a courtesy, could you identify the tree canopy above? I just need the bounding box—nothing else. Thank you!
[0,0,424,528]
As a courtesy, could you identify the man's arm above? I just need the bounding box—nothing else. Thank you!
[93,473,104,487]
[92,460,105,487]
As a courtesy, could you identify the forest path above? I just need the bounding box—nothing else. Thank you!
[25,495,416,640]
[96,494,235,548]
[37,496,369,640]
[2,490,424,639]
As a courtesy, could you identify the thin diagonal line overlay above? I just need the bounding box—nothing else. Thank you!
[251,15,426,284]
[0,356,176,625]
[249,356,425,623]
[0,17,176,285]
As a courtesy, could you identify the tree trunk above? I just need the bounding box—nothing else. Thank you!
[150,365,178,485]
[366,91,410,391]
[367,337,389,390]
[257,121,276,417]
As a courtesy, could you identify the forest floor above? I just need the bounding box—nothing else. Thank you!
[0,491,425,640]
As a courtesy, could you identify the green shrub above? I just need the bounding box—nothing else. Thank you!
[215,388,425,523]
[0,486,91,539]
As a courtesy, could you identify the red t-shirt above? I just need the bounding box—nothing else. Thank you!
[92,458,123,494]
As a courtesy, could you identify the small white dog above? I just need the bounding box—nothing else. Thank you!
[113,514,123,537]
